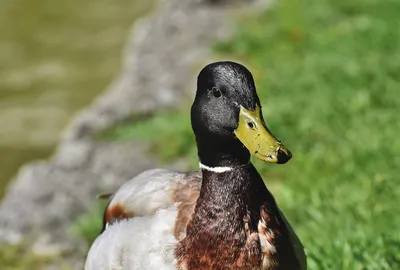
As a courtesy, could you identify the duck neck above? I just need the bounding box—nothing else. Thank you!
[196,164,267,220]
[196,135,250,168]
[189,164,273,239]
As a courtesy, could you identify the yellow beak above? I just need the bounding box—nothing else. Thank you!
[234,105,292,164]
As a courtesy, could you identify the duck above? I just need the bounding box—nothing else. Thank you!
[85,61,306,270]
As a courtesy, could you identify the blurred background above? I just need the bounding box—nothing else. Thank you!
[1,0,399,269]
[0,0,153,196]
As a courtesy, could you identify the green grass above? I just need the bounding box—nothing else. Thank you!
[70,201,108,247]
[101,0,400,269]
[0,243,53,270]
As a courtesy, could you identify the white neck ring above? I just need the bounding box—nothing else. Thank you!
[199,162,233,173]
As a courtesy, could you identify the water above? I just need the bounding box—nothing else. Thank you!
[0,0,153,196]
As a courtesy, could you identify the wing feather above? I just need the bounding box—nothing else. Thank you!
[278,208,307,269]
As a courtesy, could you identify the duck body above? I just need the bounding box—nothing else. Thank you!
[176,164,303,269]
[85,169,201,270]
[85,61,306,269]
[86,167,304,270]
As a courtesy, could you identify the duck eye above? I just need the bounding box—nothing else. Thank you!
[212,87,222,98]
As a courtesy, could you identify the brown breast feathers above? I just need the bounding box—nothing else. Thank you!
[174,167,303,270]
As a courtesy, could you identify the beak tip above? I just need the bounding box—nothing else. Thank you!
[276,149,292,164]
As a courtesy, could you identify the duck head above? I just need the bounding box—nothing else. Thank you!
[191,61,292,168]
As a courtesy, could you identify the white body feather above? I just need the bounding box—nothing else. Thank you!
[110,169,183,216]
[85,205,179,270]
[85,169,185,270]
